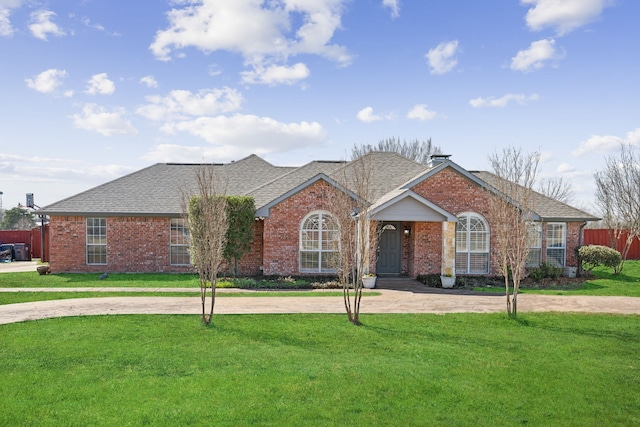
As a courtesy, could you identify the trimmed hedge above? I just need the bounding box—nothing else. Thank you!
[578,245,622,272]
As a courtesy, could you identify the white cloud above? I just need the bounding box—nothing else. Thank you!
[71,104,137,136]
[383,0,400,18]
[572,128,640,156]
[0,0,23,37]
[29,9,66,41]
[146,114,326,161]
[25,68,67,94]
[425,40,459,75]
[406,104,436,121]
[139,75,159,88]
[469,93,539,108]
[84,73,115,95]
[357,106,383,123]
[522,0,611,35]
[557,162,576,173]
[241,62,310,85]
[510,38,563,72]
[149,0,350,84]
[137,87,243,121]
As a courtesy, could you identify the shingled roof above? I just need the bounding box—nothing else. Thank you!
[471,171,599,221]
[38,152,598,223]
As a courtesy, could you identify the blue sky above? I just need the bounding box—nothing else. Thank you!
[0,0,638,211]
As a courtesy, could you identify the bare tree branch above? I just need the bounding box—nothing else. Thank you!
[181,165,228,325]
[537,177,574,204]
[594,144,640,273]
[487,147,540,317]
[351,137,441,164]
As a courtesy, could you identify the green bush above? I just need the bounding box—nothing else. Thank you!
[578,245,622,272]
[528,262,562,281]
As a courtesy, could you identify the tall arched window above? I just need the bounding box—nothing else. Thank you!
[300,211,339,273]
[455,212,490,274]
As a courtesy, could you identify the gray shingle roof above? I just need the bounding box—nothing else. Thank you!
[37,152,598,223]
[471,171,599,221]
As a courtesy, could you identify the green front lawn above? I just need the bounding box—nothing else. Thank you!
[1,313,638,426]
[0,272,328,289]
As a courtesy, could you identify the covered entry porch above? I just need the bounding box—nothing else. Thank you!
[368,190,458,279]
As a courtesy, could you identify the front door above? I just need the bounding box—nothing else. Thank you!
[376,222,402,274]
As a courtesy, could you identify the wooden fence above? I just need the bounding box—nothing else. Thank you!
[0,225,49,261]
[583,229,640,260]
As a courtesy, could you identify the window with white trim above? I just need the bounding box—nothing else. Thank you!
[300,211,339,273]
[526,222,542,267]
[455,213,490,274]
[170,218,190,265]
[546,223,566,267]
[86,217,107,265]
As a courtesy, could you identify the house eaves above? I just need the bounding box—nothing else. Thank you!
[368,189,458,222]
[255,173,359,218]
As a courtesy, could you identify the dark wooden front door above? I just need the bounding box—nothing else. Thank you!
[376,222,402,274]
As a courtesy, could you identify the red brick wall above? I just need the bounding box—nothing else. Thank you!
[410,167,584,272]
[49,215,194,274]
[408,222,442,277]
[262,180,342,276]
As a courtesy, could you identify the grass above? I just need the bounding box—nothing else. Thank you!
[0,272,334,289]
[1,313,638,426]
[473,260,640,297]
[0,290,376,305]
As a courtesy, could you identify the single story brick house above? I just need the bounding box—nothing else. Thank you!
[38,152,598,276]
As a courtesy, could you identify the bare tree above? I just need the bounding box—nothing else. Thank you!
[537,177,574,204]
[487,147,540,318]
[594,144,640,273]
[330,156,376,326]
[182,166,228,325]
[352,137,441,164]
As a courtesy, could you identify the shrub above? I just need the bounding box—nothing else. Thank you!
[417,274,442,287]
[578,245,622,273]
[527,262,562,281]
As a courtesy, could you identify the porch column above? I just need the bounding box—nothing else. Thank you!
[441,221,456,276]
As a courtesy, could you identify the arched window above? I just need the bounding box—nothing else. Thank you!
[455,212,490,274]
[300,211,339,273]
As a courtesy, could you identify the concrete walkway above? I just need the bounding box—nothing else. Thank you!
[1,267,638,324]
[1,288,638,325]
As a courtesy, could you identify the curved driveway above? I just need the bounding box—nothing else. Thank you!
[1,289,638,325]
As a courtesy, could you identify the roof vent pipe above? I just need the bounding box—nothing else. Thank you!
[428,154,452,167]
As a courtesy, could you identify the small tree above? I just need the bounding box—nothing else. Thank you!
[578,245,622,274]
[487,147,540,318]
[594,144,640,274]
[352,137,441,164]
[330,155,376,326]
[223,196,256,276]
[1,206,36,230]
[183,166,228,325]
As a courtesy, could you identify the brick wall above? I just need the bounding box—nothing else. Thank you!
[49,215,194,274]
[410,167,584,272]
[262,180,341,276]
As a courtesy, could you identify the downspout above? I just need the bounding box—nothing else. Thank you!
[578,221,587,277]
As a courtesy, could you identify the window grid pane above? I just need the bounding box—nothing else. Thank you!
[170,218,191,265]
[86,218,107,265]
[300,212,339,272]
[455,214,489,274]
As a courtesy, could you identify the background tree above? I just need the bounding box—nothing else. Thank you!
[329,155,376,326]
[594,144,640,273]
[537,176,574,204]
[223,196,256,277]
[487,147,540,318]
[352,137,441,164]
[1,206,36,230]
[183,166,228,325]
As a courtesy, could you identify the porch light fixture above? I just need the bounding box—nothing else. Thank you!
[404,226,411,237]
